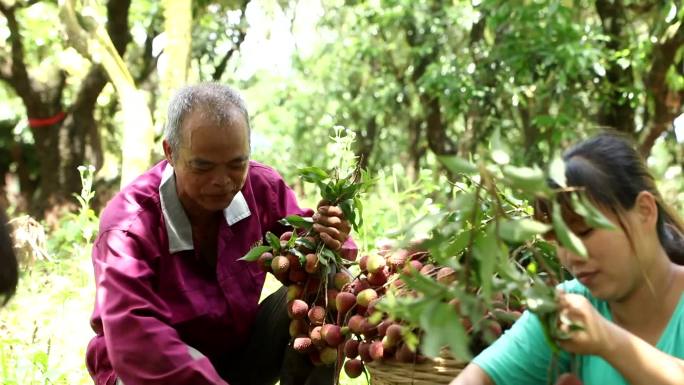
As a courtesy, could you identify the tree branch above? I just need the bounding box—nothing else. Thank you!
[640,19,684,156]
[0,1,40,110]
[212,0,249,81]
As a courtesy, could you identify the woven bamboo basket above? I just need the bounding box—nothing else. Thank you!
[366,355,467,385]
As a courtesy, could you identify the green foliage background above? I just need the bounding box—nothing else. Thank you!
[1,0,684,384]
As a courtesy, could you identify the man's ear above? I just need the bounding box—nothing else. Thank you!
[162,140,174,166]
[634,191,658,227]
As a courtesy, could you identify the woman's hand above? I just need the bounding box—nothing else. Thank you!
[312,201,351,251]
[556,293,618,357]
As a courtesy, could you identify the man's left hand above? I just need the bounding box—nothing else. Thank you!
[312,203,351,251]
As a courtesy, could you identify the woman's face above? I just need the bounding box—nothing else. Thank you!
[556,205,652,302]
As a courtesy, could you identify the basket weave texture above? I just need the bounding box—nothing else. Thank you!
[366,356,467,385]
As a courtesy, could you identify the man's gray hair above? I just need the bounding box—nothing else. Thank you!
[164,83,250,159]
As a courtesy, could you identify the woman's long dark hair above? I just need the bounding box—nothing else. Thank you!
[539,132,684,265]
[0,209,18,305]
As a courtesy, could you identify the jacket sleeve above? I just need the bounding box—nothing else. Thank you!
[92,230,229,385]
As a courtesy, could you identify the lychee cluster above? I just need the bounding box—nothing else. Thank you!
[256,230,357,368]
[334,245,525,378]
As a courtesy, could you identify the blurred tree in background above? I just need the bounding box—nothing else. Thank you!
[0,0,682,217]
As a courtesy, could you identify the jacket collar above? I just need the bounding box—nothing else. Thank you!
[159,163,251,253]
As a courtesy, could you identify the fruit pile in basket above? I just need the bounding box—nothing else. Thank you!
[335,243,526,379]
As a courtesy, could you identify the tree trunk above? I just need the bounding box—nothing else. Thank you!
[0,0,131,215]
[595,0,636,134]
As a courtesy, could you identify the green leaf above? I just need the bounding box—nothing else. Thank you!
[289,247,306,264]
[278,215,314,229]
[266,231,281,251]
[552,203,587,259]
[354,196,364,230]
[286,231,298,248]
[445,230,471,257]
[299,166,329,183]
[239,245,272,262]
[401,268,444,298]
[339,199,355,230]
[502,165,547,192]
[497,218,551,243]
[570,194,616,230]
[549,155,566,188]
[420,301,471,360]
[319,247,336,265]
[438,155,478,175]
[295,237,317,251]
[473,227,506,298]
[322,183,336,202]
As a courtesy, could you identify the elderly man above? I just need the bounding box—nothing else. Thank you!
[86,83,355,385]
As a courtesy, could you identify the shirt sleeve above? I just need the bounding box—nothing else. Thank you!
[471,310,570,385]
[93,230,229,385]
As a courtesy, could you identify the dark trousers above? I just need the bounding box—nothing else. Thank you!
[219,286,334,385]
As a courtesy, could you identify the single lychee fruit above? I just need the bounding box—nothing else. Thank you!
[308,305,326,325]
[280,231,294,242]
[344,359,364,378]
[377,320,393,337]
[356,288,378,308]
[321,324,344,347]
[369,340,384,361]
[257,252,274,272]
[310,326,324,347]
[387,249,410,271]
[358,255,370,272]
[350,278,371,295]
[402,260,423,276]
[336,292,356,317]
[344,339,360,358]
[326,289,339,311]
[367,268,389,286]
[358,341,373,362]
[436,267,456,285]
[420,263,435,276]
[287,299,309,320]
[289,319,306,337]
[366,254,386,274]
[293,336,312,353]
[348,314,365,334]
[319,346,337,365]
[271,255,290,275]
[385,324,403,345]
[360,318,378,339]
[286,284,303,302]
[304,253,319,274]
[333,272,352,290]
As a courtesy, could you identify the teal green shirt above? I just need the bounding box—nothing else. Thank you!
[472,279,684,385]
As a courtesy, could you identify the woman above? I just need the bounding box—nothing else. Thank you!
[451,133,684,385]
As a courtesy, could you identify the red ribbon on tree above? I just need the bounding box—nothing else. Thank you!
[28,111,66,128]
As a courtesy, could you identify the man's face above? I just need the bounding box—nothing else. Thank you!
[164,107,250,216]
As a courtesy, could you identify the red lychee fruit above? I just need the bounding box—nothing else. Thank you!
[343,359,364,378]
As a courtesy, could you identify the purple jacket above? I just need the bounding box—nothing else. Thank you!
[86,160,356,385]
